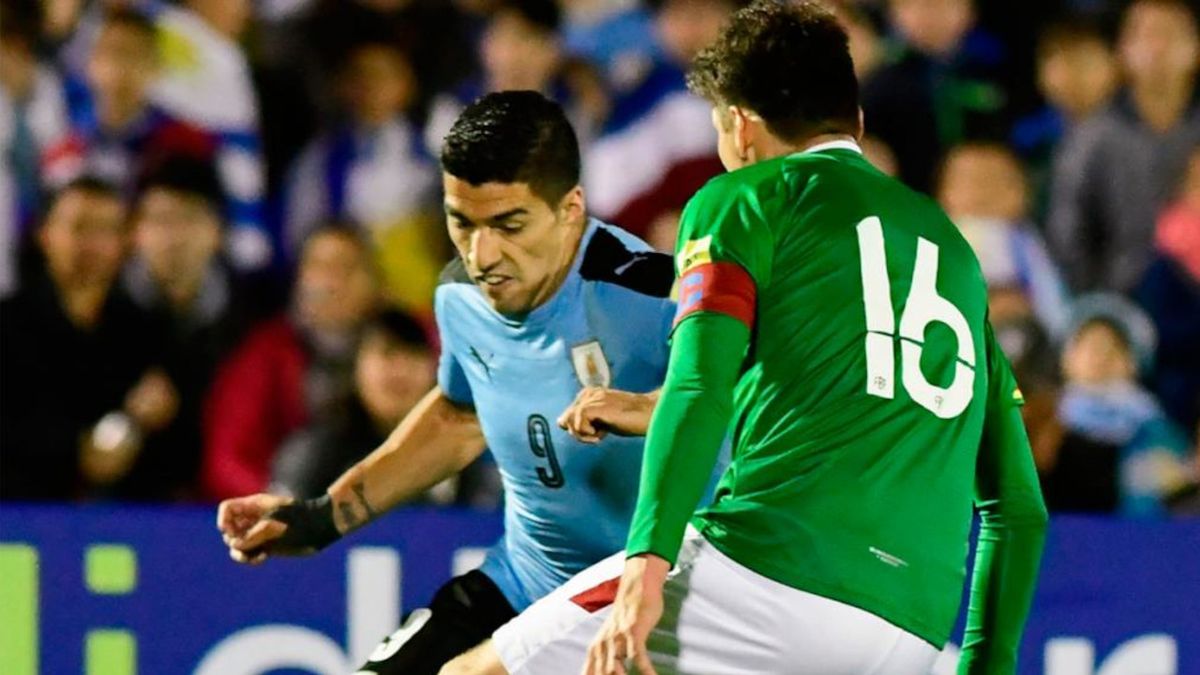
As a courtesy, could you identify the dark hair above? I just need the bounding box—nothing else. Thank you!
[646,0,751,11]
[440,91,581,205]
[336,24,414,72]
[1077,316,1133,353]
[100,7,158,44]
[934,140,1026,193]
[364,308,432,352]
[139,155,226,216]
[496,0,561,33]
[687,0,859,140]
[1037,18,1110,59]
[0,1,41,48]
[52,175,123,205]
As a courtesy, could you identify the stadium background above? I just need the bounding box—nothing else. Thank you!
[1,0,1198,673]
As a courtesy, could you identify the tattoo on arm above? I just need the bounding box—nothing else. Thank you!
[335,481,377,532]
[352,482,377,520]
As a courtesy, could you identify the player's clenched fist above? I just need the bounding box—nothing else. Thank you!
[217,493,294,565]
[218,492,344,565]
[558,387,659,443]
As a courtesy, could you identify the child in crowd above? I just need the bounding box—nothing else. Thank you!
[1041,295,1195,517]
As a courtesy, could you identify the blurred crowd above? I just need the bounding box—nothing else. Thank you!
[0,0,1197,517]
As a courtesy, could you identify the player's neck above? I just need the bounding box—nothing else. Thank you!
[525,217,587,315]
[744,131,858,165]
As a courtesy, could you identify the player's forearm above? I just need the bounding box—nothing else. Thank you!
[959,503,1047,674]
[327,387,486,533]
[626,313,747,564]
[960,398,1049,675]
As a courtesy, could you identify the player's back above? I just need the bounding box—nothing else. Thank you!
[684,142,991,646]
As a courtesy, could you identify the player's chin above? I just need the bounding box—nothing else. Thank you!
[483,286,529,314]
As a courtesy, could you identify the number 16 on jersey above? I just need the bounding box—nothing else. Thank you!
[856,216,976,420]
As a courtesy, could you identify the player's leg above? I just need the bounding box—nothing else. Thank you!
[492,531,941,674]
[354,570,517,675]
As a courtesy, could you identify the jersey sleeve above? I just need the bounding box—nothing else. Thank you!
[626,312,749,564]
[434,290,474,407]
[672,178,773,331]
[959,322,1049,675]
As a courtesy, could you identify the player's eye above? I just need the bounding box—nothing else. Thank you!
[497,221,524,233]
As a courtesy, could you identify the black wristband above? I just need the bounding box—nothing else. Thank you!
[266,494,342,553]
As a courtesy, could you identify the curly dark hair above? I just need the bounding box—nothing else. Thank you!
[687,0,859,141]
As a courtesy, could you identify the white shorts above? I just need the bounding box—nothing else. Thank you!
[493,530,939,675]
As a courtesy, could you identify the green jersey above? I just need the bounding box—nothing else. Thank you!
[627,141,1047,661]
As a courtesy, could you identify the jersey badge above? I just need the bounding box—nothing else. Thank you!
[676,235,712,274]
[571,340,612,388]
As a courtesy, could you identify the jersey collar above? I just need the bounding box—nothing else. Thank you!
[801,139,863,155]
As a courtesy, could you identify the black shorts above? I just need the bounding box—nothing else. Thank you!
[355,570,518,674]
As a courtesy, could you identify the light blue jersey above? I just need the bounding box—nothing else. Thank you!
[435,219,676,610]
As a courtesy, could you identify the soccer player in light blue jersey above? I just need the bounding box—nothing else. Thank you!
[217,91,690,675]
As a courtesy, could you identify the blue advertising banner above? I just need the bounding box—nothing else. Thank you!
[0,505,1196,674]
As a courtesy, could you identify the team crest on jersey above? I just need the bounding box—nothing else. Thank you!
[676,235,712,273]
[571,340,612,388]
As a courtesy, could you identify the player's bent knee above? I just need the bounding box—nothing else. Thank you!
[438,640,509,675]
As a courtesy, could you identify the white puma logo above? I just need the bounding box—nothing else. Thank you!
[614,253,649,275]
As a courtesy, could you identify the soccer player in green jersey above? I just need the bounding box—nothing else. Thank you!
[442,3,1048,675]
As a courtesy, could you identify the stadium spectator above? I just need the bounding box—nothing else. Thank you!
[1039,295,1194,517]
[1136,145,1200,433]
[1047,0,1200,294]
[1,2,69,288]
[829,0,886,82]
[145,0,269,271]
[581,0,740,237]
[118,157,262,500]
[937,142,1071,342]
[862,0,1014,193]
[40,10,217,216]
[0,178,176,501]
[270,308,437,500]
[1010,20,1118,217]
[937,142,1067,461]
[424,0,607,155]
[285,36,444,317]
[201,226,378,501]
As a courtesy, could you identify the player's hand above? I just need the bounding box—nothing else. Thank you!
[583,555,668,675]
[217,493,294,565]
[558,388,659,443]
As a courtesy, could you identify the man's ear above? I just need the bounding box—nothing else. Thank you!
[730,105,752,162]
[558,185,587,225]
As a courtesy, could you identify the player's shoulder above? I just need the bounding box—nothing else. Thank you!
[578,220,674,299]
[437,256,473,287]
[434,257,481,324]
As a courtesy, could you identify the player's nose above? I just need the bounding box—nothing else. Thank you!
[471,227,504,272]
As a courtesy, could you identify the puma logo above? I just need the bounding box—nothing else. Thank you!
[468,346,494,380]
[614,253,649,275]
